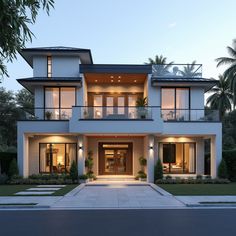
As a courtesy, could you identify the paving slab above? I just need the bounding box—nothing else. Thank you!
[37,185,66,187]
[27,188,61,191]
[51,184,185,209]
[15,191,54,195]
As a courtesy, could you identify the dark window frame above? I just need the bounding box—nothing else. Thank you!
[160,142,196,174]
[39,142,77,174]
[44,86,77,119]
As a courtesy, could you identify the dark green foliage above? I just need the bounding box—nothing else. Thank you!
[69,160,78,181]
[8,159,19,178]
[223,149,236,181]
[0,0,54,78]
[154,158,163,181]
[0,174,8,184]
[218,159,228,179]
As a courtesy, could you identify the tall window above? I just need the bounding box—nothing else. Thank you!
[39,143,77,173]
[47,56,52,78]
[161,143,196,174]
[161,88,190,121]
[45,87,76,120]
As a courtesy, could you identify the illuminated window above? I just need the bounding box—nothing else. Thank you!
[47,56,52,78]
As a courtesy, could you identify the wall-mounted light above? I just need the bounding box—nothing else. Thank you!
[149,146,153,150]
[79,145,83,150]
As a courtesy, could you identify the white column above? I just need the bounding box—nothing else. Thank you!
[17,130,29,177]
[196,139,204,175]
[77,135,86,176]
[146,135,155,183]
[211,134,222,178]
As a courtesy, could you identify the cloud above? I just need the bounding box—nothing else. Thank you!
[168,22,177,28]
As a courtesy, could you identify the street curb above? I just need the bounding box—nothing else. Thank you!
[186,203,236,208]
[0,205,50,209]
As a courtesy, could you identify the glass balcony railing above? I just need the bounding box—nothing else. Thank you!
[161,109,219,122]
[152,64,202,77]
[21,108,73,120]
[80,106,152,120]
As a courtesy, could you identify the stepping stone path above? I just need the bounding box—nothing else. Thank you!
[15,185,65,196]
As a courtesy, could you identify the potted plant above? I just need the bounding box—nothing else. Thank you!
[138,156,147,181]
[85,150,95,181]
[45,110,53,120]
[136,97,148,119]
[78,174,89,184]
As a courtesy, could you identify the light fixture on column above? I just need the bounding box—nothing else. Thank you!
[149,145,153,150]
[79,145,83,150]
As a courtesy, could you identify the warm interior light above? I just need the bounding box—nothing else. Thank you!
[118,76,121,79]
[118,80,121,82]
[95,80,98,82]
[134,80,137,83]
[110,76,114,78]
[111,80,114,82]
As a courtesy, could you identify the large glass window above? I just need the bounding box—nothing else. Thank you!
[161,143,195,174]
[44,87,76,120]
[161,88,190,121]
[39,143,77,173]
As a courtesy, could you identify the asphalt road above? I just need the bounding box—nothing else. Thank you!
[0,209,235,236]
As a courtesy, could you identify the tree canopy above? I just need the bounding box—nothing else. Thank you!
[0,0,54,78]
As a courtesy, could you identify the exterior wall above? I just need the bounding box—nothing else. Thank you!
[28,135,77,175]
[86,137,144,176]
[33,56,80,77]
[190,87,205,109]
[33,56,47,77]
[52,56,80,77]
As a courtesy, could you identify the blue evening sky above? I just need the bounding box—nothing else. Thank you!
[2,0,236,91]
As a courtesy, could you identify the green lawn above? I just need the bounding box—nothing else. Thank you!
[0,184,78,196]
[158,183,236,195]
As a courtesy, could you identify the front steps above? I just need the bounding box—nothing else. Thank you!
[95,175,136,182]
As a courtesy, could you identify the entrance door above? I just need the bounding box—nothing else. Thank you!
[99,143,132,175]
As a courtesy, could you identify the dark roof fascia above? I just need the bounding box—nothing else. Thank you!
[17,77,82,82]
[80,64,152,74]
[19,47,93,67]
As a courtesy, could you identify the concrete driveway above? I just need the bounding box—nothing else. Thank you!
[51,183,185,209]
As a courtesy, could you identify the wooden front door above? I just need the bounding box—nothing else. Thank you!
[99,143,133,175]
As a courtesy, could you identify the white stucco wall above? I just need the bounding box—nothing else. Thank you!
[33,56,47,77]
[191,87,205,109]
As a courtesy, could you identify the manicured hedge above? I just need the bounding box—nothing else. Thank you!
[223,149,236,181]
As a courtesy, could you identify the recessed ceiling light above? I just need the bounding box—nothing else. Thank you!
[118,80,121,82]
[95,80,98,82]
[134,80,137,82]
[111,80,114,82]
[118,76,121,79]
[110,76,114,78]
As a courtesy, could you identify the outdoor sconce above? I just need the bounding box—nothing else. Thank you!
[79,145,83,150]
[149,146,153,150]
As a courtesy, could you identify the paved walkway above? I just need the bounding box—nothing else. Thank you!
[51,183,185,209]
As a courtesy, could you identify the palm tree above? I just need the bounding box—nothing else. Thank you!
[145,55,174,76]
[216,39,236,105]
[179,60,202,77]
[206,75,233,120]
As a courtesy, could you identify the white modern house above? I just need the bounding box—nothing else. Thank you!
[17,47,222,182]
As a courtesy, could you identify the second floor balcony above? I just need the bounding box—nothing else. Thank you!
[21,107,220,123]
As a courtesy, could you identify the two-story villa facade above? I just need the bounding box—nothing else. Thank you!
[17,47,222,182]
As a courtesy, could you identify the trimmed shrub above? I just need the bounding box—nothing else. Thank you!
[70,160,78,181]
[223,149,236,181]
[154,158,163,181]
[0,174,8,184]
[218,159,228,179]
[8,159,19,178]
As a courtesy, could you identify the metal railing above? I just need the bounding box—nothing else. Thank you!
[80,106,152,120]
[152,64,202,78]
[161,109,219,122]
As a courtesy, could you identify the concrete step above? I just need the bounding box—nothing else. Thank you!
[96,175,136,181]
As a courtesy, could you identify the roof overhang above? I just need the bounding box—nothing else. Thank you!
[19,47,93,67]
[151,77,218,92]
[80,64,152,74]
[17,77,82,93]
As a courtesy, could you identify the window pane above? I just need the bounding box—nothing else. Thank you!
[45,88,59,119]
[117,96,125,114]
[161,89,175,109]
[61,88,75,119]
[128,95,137,118]
[184,143,195,173]
[176,88,189,120]
[106,97,114,115]
[66,144,77,172]
[39,144,48,173]
[94,95,103,118]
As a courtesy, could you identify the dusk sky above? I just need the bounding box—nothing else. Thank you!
[2,0,236,91]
